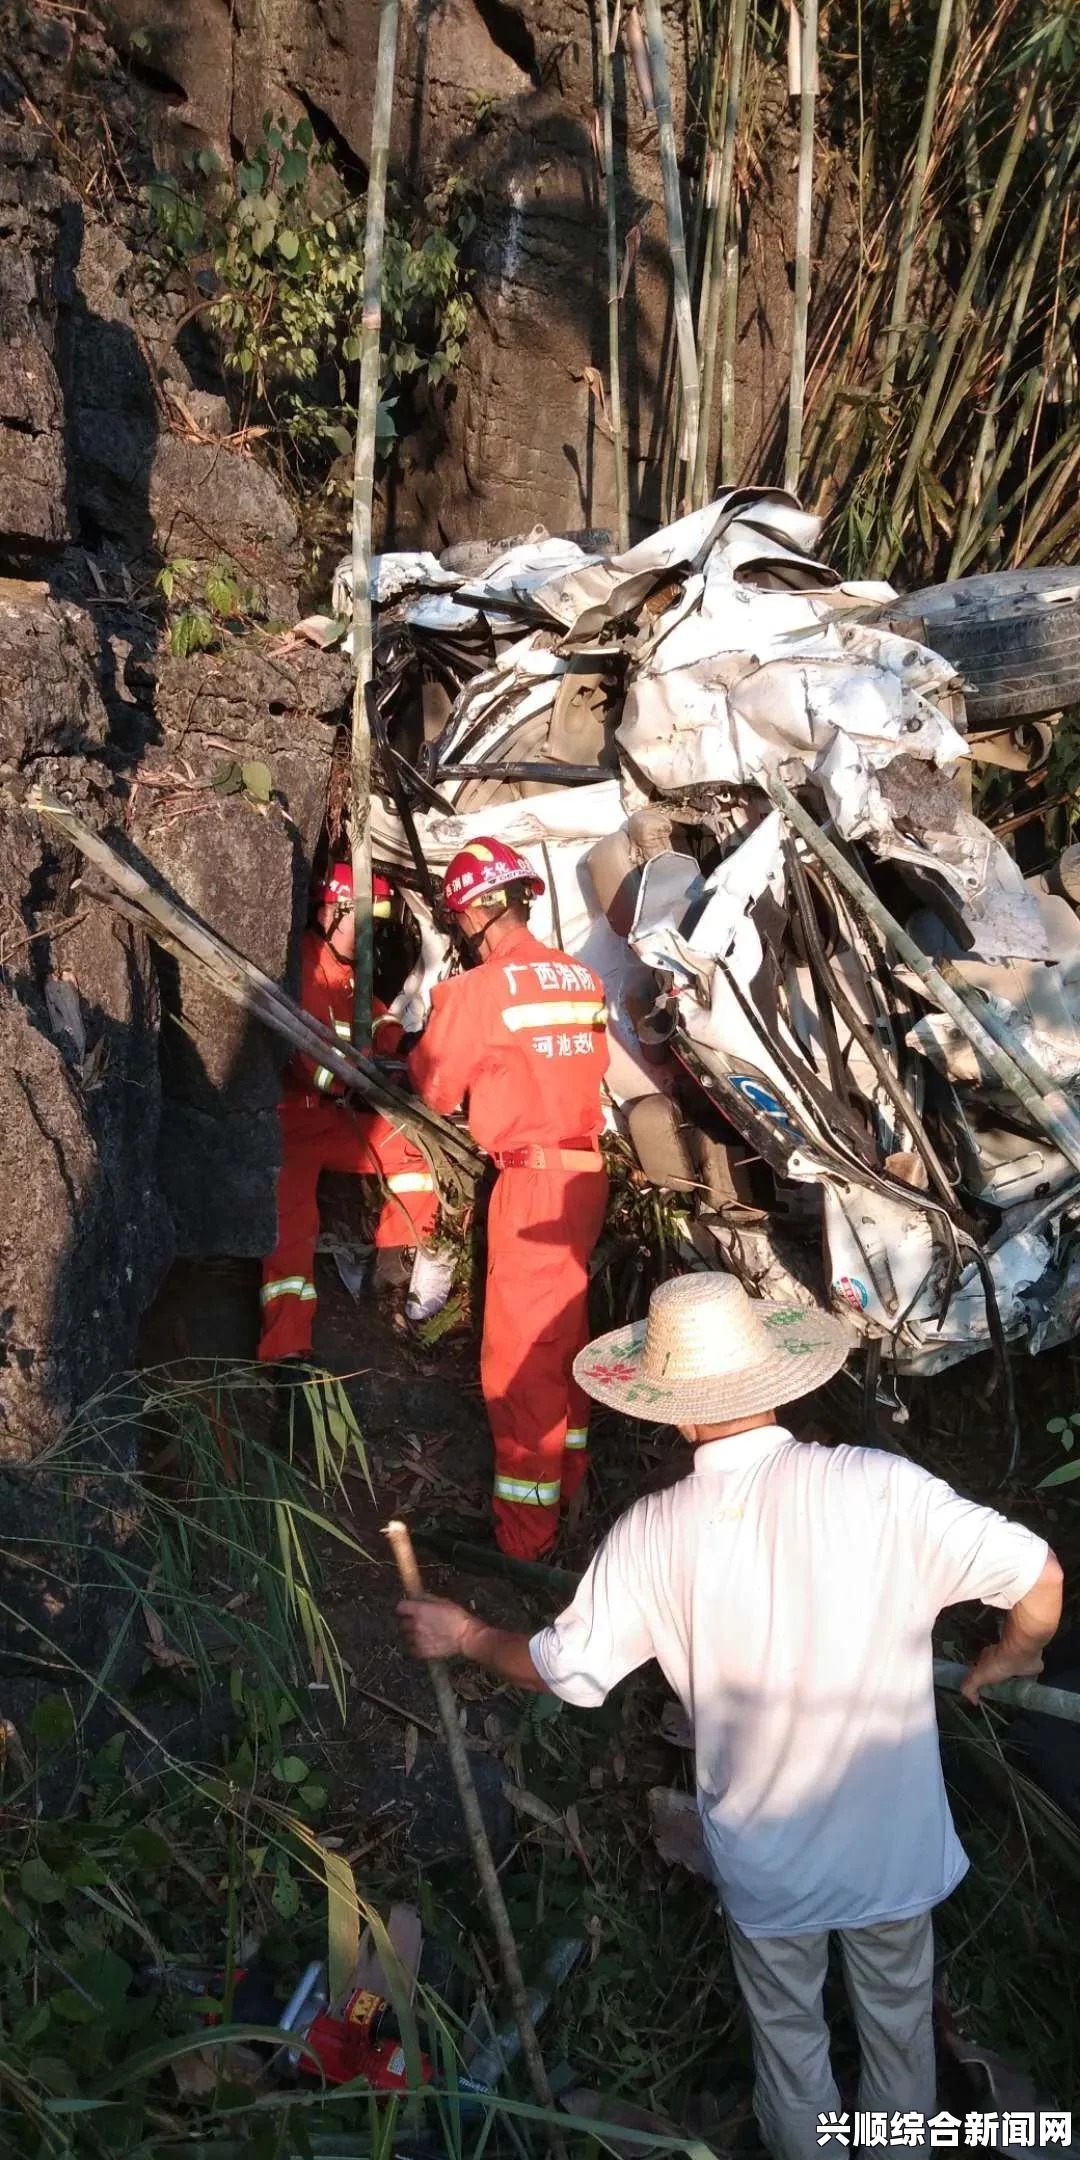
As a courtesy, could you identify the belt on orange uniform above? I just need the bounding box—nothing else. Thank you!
[493,1141,604,1172]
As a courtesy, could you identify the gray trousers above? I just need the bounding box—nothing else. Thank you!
[726,1911,937,2160]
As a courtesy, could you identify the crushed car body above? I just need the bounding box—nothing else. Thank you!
[325,490,1080,1386]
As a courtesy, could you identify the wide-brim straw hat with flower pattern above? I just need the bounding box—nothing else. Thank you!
[573,1271,853,1424]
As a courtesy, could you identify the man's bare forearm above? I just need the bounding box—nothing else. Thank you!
[960,1553,1064,1702]
[1001,1554,1064,1656]
[460,1616,551,1691]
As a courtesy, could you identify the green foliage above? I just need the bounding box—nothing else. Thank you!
[1039,1410,1080,1486]
[2,1360,370,1731]
[1046,707,1080,840]
[156,556,265,656]
[168,606,215,658]
[143,114,476,471]
[0,1707,344,2154]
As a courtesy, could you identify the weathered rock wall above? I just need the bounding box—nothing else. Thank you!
[0,39,350,1455]
[132,643,349,1257]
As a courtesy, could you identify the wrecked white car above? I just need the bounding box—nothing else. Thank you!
[332,492,1080,1409]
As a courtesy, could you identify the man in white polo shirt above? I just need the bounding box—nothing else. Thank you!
[398,1273,1062,2160]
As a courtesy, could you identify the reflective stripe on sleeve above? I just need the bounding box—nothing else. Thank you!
[386,1172,436,1195]
[332,1020,352,1041]
[500,1001,607,1033]
[493,1474,561,1506]
[260,1276,318,1307]
[312,1065,336,1091]
[564,1427,588,1450]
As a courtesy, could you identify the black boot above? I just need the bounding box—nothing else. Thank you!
[270,1355,323,1444]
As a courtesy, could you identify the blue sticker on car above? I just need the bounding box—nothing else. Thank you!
[727,1074,805,1142]
[833,1275,870,1312]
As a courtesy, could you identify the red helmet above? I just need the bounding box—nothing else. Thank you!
[442,839,544,914]
[314,861,353,906]
[314,863,392,917]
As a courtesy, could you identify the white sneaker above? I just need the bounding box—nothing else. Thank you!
[405,1244,456,1324]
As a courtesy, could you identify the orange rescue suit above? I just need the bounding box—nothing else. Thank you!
[408,924,609,1557]
[258,929,438,1363]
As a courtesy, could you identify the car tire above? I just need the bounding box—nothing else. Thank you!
[881,567,1080,724]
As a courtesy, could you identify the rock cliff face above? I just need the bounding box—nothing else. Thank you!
[0,32,350,1456]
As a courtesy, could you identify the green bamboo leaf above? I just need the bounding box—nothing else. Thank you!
[90,2023,323,2096]
[1037,1458,1080,1488]
[289,1821,361,2011]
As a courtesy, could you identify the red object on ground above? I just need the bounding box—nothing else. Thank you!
[441,838,544,912]
[303,1991,433,2090]
[408,923,610,1556]
[258,930,437,1362]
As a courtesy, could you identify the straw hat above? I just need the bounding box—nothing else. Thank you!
[573,1272,853,1424]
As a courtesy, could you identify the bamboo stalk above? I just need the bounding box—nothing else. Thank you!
[719,210,741,482]
[642,0,701,496]
[28,789,482,1183]
[598,0,630,548]
[952,379,1055,577]
[766,777,1080,1176]
[925,232,1040,469]
[956,0,998,560]
[693,0,750,506]
[385,1522,566,2155]
[877,0,956,410]
[783,0,819,495]
[1018,442,1080,565]
[949,126,1079,575]
[1017,195,1073,561]
[879,71,1042,574]
[351,0,400,1055]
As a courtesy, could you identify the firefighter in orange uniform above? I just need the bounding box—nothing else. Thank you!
[259,863,439,1365]
[408,840,609,1558]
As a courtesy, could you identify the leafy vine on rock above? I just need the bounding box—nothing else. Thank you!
[141,114,477,476]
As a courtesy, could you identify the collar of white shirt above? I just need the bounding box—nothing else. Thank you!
[691,1423,794,1474]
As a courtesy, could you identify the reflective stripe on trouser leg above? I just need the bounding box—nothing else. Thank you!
[260,1277,317,1305]
[482,1165,609,1561]
[259,1097,335,1362]
[364,1118,440,1248]
[493,1474,562,1506]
